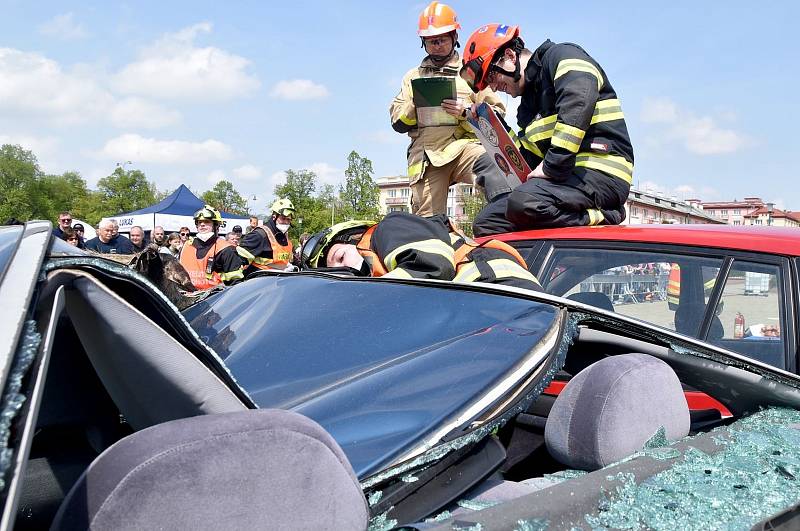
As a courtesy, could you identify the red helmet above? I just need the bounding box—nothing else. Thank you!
[418,2,460,37]
[460,24,520,92]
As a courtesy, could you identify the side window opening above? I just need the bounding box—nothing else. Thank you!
[708,261,785,369]
[544,248,723,335]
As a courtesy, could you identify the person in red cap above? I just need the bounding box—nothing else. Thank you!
[389,2,514,216]
[460,24,634,235]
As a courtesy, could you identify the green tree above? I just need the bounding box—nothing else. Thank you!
[201,180,248,215]
[96,167,157,215]
[459,190,487,237]
[40,171,90,221]
[0,144,51,222]
[339,151,379,220]
[274,169,317,212]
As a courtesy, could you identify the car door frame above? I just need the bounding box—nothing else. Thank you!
[513,239,797,374]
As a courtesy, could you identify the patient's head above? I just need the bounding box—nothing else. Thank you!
[326,243,364,270]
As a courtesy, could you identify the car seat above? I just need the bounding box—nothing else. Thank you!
[544,353,690,470]
[674,302,724,340]
[566,291,615,312]
[51,409,369,530]
[457,353,690,506]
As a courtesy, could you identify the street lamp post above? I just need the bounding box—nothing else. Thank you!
[766,202,774,226]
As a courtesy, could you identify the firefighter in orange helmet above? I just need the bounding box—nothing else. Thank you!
[389,2,517,217]
[460,24,634,236]
[179,205,244,290]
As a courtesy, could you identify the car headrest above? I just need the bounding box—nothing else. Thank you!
[675,302,723,340]
[544,353,689,471]
[51,409,369,530]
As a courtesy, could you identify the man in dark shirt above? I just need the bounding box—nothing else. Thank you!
[52,211,72,240]
[84,219,136,254]
[129,226,147,253]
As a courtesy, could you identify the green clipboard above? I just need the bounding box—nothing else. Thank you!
[411,77,457,126]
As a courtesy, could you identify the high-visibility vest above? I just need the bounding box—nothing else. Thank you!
[250,227,293,270]
[179,237,235,290]
[452,238,528,270]
[667,263,681,307]
[356,225,387,276]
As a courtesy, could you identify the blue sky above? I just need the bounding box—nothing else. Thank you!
[1,1,798,212]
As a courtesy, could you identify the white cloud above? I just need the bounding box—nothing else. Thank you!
[270,79,329,100]
[307,162,343,187]
[232,164,262,180]
[365,129,406,145]
[108,97,182,128]
[38,13,87,40]
[0,48,179,128]
[0,134,60,160]
[113,22,261,102]
[640,97,748,155]
[97,134,234,164]
[204,169,228,184]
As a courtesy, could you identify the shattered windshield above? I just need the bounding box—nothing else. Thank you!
[183,275,562,477]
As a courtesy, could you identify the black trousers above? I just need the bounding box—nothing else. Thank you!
[472,152,522,203]
[473,167,630,237]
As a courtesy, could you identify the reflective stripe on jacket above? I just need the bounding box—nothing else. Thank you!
[179,237,236,290]
[516,40,634,185]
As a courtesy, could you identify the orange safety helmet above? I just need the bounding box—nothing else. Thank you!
[418,1,460,37]
[460,23,521,92]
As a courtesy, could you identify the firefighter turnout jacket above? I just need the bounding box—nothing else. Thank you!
[356,212,541,291]
[390,54,506,182]
[179,236,244,290]
[515,40,634,185]
[237,218,293,274]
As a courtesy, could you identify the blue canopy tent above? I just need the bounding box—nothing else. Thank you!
[101,184,250,235]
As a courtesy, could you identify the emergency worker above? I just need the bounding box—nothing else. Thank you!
[179,205,244,290]
[390,2,514,216]
[307,212,541,291]
[460,24,634,236]
[237,198,295,275]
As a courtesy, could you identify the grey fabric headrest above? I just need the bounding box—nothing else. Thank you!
[52,409,369,530]
[545,353,689,471]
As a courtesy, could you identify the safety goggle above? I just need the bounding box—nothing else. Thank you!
[275,209,295,218]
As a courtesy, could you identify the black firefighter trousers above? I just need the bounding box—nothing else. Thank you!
[472,167,630,237]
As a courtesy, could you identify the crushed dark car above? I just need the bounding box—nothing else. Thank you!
[3,221,800,530]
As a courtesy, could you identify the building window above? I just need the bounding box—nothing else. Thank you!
[734,209,740,215]
[721,210,728,216]
[733,220,741,225]
[632,206,639,216]
[388,189,396,198]
[447,207,453,216]
[401,188,410,197]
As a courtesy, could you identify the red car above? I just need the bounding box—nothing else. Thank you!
[486,224,800,374]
